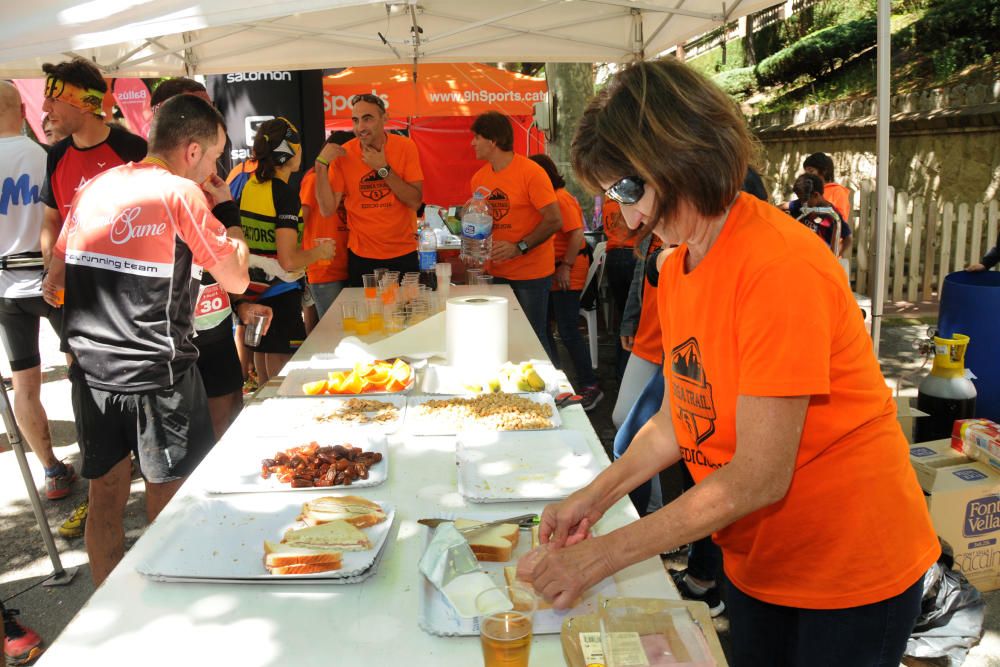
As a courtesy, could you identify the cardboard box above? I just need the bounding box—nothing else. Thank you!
[895,397,929,444]
[910,440,969,490]
[921,460,1000,592]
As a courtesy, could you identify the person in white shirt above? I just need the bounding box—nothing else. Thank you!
[0,81,78,500]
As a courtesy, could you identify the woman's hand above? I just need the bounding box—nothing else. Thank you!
[965,262,986,272]
[538,487,605,549]
[516,537,616,610]
[620,335,634,351]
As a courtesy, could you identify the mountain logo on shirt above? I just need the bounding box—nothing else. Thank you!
[670,337,716,446]
[487,188,510,222]
[360,170,391,202]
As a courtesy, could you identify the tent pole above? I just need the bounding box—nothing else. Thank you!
[0,374,77,586]
[871,0,890,357]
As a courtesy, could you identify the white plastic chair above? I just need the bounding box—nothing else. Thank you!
[579,241,607,370]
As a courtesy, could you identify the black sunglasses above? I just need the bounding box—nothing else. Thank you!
[605,175,645,205]
[350,93,386,112]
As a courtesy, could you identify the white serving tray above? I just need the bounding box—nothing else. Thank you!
[276,367,415,397]
[202,433,388,494]
[456,431,602,503]
[420,361,567,397]
[235,396,407,436]
[136,496,395,582]
[403,393,562,435]
[417,516,617,637]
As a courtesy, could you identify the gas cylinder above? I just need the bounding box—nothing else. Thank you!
[913,333,978,442]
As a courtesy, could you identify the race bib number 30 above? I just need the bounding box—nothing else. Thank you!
[194,283,233,331]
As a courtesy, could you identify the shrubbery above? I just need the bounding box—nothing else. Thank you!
[713,67,756,97]
[755,17,877,87]
[908,0,1000,77]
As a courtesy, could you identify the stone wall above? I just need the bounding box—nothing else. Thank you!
[749,82,1000,207]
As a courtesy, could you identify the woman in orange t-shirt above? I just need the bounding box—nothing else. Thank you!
[519,60,938,667]
[529,154,602,410]
[602,198,637,377]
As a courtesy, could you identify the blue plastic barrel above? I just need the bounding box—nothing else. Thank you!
[938,271,1000,422]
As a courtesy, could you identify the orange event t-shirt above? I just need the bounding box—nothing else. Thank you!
[602,199,634,250]
[631,240,664,364]
[471,154,557,281]
[657,193,938,609]
[300,168,349,283]
[824,182,851,221]
[551,188,589,292]
[331,133,423,260]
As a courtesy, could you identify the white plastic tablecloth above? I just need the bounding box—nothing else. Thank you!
[38,285,676,667]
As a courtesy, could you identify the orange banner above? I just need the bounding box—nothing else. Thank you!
[324,63,547,120]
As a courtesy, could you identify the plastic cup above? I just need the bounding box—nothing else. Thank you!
[341,301,357,333]
[362,274,378,299]
[473,274,494,286]
[386,310,405,334]
[243,312,268,347]
[367,301,384,333]
[374,267,389,283]
[477,584,536,667]
[466,268,483,285]
[313,237,333,266]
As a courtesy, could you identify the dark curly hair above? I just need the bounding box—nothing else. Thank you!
[42,57,107,94]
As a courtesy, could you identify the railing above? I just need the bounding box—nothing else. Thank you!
[847,183,999,301]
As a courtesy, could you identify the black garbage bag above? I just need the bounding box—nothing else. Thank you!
[905,542,985,667]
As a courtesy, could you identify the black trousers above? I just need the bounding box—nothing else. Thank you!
[347,249,419,287]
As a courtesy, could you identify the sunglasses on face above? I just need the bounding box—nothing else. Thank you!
[605,175,645,205]
[350,93,386,112]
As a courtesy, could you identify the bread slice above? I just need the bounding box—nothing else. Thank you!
[264,540,343,568]
[282,519,372,551]
[503,565,579,609]
[299,495,387,528]
[453,518,520,562]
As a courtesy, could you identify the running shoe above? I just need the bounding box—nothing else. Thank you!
[670,568,726,617]
[57,500,88,539]
[44,463,77,501]
[2,607,42,666]
[580,384,604,412]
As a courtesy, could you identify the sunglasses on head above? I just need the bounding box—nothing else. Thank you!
[350,93,386,112]
[605,175,645,206]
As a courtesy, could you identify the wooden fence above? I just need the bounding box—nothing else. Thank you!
[847,183,999,302]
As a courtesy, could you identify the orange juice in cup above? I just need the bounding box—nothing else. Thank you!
[313,237,333,266]
[54,289,65,305]
[362,273,377,299]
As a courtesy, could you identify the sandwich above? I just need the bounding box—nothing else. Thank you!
[502,529,580,609]
[263,540,342,575]
[298,495,387,528]
[281,518,372,551]
[453,518,520,562]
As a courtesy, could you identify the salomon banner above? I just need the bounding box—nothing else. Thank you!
[206,70,324,185]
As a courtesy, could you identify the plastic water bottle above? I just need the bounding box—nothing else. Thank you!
[461,186,493,267]
[418,220,438,289]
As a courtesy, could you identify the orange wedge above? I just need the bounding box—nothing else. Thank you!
[302,379,328,395]
[385,378,407,392]
[390,359,412,385]
[344,371,367,394]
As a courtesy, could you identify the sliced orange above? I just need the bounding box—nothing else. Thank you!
[389,359,412,385]
[344,371,367,394]
[385,378,407,392]
[302,379,328,395]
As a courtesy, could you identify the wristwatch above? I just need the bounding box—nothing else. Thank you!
[377,165,391,179]
[517,240,529,255]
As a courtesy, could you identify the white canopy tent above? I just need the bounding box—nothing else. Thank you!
[0,0,892,346]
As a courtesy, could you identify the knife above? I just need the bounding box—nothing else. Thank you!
[418,513,539,534]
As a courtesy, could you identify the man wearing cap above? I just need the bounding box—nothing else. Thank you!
[314,93,424,285]
[36,56,148,538]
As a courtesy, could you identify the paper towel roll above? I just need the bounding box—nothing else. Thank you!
[446,296,508,374]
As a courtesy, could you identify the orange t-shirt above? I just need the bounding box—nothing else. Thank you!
[331,133,423,260]
[551,188,590,292]
[824,182,851,221]
[300,168,349,283]
[602,200,634,250]
[657,193,938,609]
[470,154,557,281]
[631,240,664,364]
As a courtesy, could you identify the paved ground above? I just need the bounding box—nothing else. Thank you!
[1,307,998,665]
